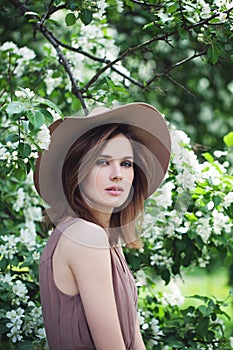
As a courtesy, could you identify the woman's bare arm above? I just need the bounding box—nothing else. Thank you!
[132,317,146,350]
[60,220,126,350]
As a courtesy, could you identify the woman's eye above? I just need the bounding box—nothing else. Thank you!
[96,159,109,166]
[121,160,132,167]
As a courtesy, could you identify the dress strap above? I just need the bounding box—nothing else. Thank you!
[56,217,82,232]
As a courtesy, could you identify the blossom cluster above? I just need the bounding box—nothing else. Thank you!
[141,125,233,273]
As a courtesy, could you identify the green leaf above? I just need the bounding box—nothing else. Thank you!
[177,26,189,40]
[0,258,8,270]
[198,305,212,316]
[185,212,197,222]
[69,1,82,11]
[196,316,209,336]
[161,268,170,285]
[143,22,155,30]
[12,162,27,181]
[39,108,54,124]
[223,131,233,147]
[0,322,8,334]
[27,110,45,130]
[15,341,34,350]
[6,102,26,116]
[202,152,214,163]
[38,98,63,116]
[79,9,93,25]
[18,142,31,158]
[212,195,221,206]
[5,133,19,143]
[167,3,179,13]
[65,13,77,26]
[24,11,40,18]
[207,45,220,64]
[206,330,215,342]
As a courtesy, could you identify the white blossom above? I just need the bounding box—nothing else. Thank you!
[12,280,29,304]
[230,337,233,348]
[13,188,25,212]
[23,320,34,335]
[161,280,185,306]
[0,41,18,51]
[176,169,197,191]
[149,318,164,345]
[135,270,147,287]
[0,235,19,260]
[32,250,40,261]
[23,206,42,222]
[153,181,175,208]
[199,0,211,17]
[7,326,23,343]
[212,209,232,234]
[45,69,63,95]
[36,327,46,339]
[37,124,51,150]
[6,308,24,342]
[0,146,8,160]
[20,221,37,250]
[47,107,61,121]
[0,273,13,284]
[18,47,35,61]
[116,0,124,13]
[15,88,35,99]
[97,0,108,19]
[196,217,212,243]
[223,192,233,208]
[170,127,201,189]
[14,47,36,76]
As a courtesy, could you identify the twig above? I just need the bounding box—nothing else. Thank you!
[8,0,89,115]
[81,7,232,92]
[130,0,164,9]
[81,31,177,93]
[165,74,196,98]
[8,52,13,102]
[51,37,148,90]
[38,23,89,114]
[7,0,233,101]
[40,0,54,26]
[146,49,207,86]
[52,36,108,63]
[178,0,187,27]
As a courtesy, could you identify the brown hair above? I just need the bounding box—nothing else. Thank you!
[43,123,153,249]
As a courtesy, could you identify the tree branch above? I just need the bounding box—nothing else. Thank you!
[165,74,196,98]
[8,0,89,115]
[81,31,176,93]
[130,0,164,9]
[7,0,233,101]
[81,6,232,93]
[40,0,54,26]
[146,49,208,86]
[38,23,89,114]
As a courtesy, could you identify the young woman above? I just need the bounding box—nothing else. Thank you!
[33,103,171,350]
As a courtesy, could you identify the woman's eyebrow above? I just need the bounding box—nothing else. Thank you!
[98,154,133,159]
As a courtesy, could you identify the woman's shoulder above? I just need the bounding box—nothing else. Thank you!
[59,216,110,250]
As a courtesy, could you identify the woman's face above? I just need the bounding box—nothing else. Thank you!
[80,134,134,213]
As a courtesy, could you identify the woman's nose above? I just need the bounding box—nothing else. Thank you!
[110,163,123,182]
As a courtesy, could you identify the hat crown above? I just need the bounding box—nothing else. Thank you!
[88,106,110,116]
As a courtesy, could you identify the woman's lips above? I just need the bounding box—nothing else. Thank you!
[105,186,124,196]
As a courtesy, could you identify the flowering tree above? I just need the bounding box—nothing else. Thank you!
[0,0,233,349]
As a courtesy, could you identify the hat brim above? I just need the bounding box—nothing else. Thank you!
[33,102,171,205]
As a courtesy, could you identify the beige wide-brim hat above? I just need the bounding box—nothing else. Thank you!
[33,102,171,206]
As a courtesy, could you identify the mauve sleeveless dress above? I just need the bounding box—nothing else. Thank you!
[39,217,138,350]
